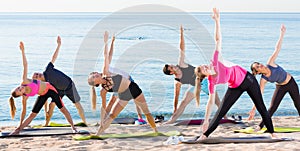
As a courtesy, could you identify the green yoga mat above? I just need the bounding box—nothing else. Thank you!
[73,131,181,140]
[32,122,87,128]
[234,127,300,134]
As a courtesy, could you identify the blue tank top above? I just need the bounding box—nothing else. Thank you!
[261,64,287,83]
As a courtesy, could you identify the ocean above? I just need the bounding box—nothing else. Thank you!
[0,12,299,126]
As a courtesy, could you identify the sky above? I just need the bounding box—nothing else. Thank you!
[0,0,299,12]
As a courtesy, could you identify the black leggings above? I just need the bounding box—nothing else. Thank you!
[32,89,64,113]
[203,72,274,137]
[259,76,300,128]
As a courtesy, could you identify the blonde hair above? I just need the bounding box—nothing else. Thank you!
[9,96,16,119]
[90,86,97,111]
[194,66,206,107]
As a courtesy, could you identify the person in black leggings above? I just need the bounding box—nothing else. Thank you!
[248,24,300,129]
[194,8,276,140]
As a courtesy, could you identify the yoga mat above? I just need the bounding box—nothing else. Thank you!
[73,131,180,140]
[174,119,243,126]
[32,122,87,128]
[181,136,293,144]
[234,127,300,134]
[0,127,89,138]
[112,118,138,124]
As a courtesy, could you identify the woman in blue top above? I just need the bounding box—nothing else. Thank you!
[249,25,300,129]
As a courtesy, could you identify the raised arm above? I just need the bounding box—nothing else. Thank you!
[51,36,61,64]
[178,25,188,67]
[267,25,286,66]
[20,42,28,82]
[212,8,222,52]
[102,31,110,75]
[108,35,115,65]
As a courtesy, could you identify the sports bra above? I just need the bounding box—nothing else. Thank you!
[23,80,40,96]
[101,74,122,92]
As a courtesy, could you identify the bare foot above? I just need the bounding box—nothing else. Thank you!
[196,134,207,141]
[271,133,279,139]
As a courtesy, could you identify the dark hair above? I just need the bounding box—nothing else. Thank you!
[163,64,171,75]
[11,91,20,98]
[250,62,260,75]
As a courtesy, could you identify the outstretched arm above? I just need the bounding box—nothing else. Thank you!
[51,36,62,64]
[173,81,181,113]
[100,88,107,123]
[108,35,115,65]
[212,8,222,52]
[267,25,286,66]
[202,92,216,132]
[102,31,110,75]
[178,25,188,67]
[19,96,28,126]
[20,42,29,82]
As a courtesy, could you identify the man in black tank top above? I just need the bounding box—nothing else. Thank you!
[162,26,224,124]
[32,36,86,126]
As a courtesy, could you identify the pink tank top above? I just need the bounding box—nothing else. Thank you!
[23,80,40,96]
[208,51,247,94]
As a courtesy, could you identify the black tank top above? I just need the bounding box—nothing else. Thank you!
[102,74,122,92]
[174,64,196,86]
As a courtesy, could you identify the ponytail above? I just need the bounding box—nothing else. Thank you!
[9,96,16,120]
[90,86,97,111]
[194,66,206,107]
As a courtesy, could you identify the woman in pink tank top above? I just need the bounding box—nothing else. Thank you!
[193,8,276,141]
[8,42,77,135]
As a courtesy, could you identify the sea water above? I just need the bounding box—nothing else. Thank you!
[0,12,299,126]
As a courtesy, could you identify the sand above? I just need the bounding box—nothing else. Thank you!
[1,116,300,151]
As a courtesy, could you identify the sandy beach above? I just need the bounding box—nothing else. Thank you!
[0,116,300,151]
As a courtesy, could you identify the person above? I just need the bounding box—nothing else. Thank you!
[248,25,300,128]
[194,8,275,140]
[8,42,77,135]
[88,31,157,135]
[162,25,225,124]
[99,35,146,125]
[32,36,86,126]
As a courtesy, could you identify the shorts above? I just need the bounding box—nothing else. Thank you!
[118,82,142,101]
[56,81,81,103]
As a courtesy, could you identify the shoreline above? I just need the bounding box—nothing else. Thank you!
[1,116,300,150]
